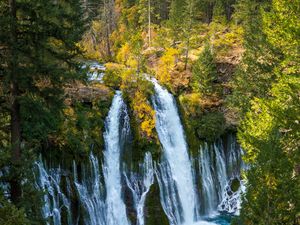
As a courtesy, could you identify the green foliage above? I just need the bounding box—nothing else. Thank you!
[192,43,217,95]
[103,63,124,89]
[168,0,186,42]
[233,0,300,224]
[0,148,44,224]
[56,92,113,160]
[228,0,280,117]
[0,0,86,221]
[197,112,226,142]
[0,197,30,225]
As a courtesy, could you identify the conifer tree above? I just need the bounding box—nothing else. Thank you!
[191,43,217,95]
[0,0,85,221]
[234,0,300,224]
[168,0,185,44]
[229,0,279,117]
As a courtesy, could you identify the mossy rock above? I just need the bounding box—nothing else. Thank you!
[231,178,240,193]
[145,182,169,225]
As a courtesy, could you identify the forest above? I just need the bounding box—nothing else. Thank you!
[0,0,299,225]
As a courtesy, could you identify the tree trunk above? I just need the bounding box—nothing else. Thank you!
[206,2,214,24]
[184,37,190,70]
[148,0,151,47]
[225,2,233,21]
[160,0,169,21]
[9,0,22,204]
[104,0,112,59]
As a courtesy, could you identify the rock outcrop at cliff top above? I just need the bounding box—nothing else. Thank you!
[65,83,113,105]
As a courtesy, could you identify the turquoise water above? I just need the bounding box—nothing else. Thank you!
[206,213,232,225]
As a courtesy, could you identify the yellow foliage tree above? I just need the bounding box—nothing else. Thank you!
[132,90,156,138]
[156,48,179,85]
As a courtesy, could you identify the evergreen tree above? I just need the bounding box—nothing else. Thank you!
[228,0,280,117]
[191,43,217,95]
[235,0,300,224]
[168,0,185,44]
[0,0,85,221]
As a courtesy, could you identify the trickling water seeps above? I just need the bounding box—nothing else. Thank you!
[35,78,244,225]
[74,154,106,225]
[35,160,72,225]
[199,144,218,216]
[125,152,154,225]
[103,91,131,225]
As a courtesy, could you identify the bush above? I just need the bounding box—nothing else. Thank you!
[102,63,124,89]
[0,197,30,225]
[196,112,226,142]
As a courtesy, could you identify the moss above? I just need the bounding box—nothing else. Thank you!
[177,94,203,156]
[231,178,240,193]
[145,183,169,225]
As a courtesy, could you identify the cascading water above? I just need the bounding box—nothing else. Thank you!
[74,154,106,225]
[197,139,244,223]
[124,152,154,225]
[103,91,131,225]
[35,78,244,225]
[151,78,216,225]
[35,160,72,225]
[199,144,218,216]
[155,161,182,224]
[214,143,228,203]
[217,177,245,215]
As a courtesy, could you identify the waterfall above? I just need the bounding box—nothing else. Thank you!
[217,178,245,215]
[199,144,218,216]
[124,152,154,225]
[198,141,243,218]
[74,154,106,225]
[155,161,182,224]
[151,78,209,225]
[103,91,131,225]
[35,79,244,225]
[214,143,227,203]
[35,160,72,225]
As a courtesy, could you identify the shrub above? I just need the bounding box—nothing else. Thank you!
[196,112,226,142]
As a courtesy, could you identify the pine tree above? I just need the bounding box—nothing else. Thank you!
[228,0,280,117]
[168,0,185,44]
[191,43,217,95]
[235,0,300,224]
[0,0,85,221]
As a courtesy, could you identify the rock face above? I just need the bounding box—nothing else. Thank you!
[65,83,113,106]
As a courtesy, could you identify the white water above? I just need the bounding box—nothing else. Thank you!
[125,152,154,225]
[214,143,228,203]
[199,144,218,216]
[35,79,244,225]
[155,161,182,224]
[151,78,202,225]
[103,91,131,225]
[218,177,245,215]
[74,154,106,225]
[35,160,72,225]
